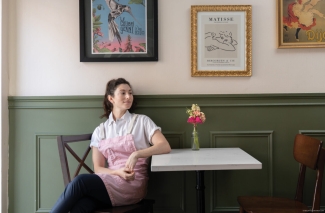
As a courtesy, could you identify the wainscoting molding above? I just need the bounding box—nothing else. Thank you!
[148,132,186,212]
[8,94,325,213]
[209,131,273,212]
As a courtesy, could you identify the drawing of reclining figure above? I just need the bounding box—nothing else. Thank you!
[205,31,238,51]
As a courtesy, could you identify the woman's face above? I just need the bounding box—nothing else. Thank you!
[108,84,133,111]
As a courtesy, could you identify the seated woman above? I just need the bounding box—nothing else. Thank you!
[50,78,171,213]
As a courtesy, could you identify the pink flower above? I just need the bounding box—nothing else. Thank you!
[187,117,196,124]
[186,104,206,125]
[195,117,202,123]
[93,27,103,37]
[200,113,206,123]
[187,116,203,124]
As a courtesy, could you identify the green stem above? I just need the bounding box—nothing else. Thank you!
[193,125,199,149]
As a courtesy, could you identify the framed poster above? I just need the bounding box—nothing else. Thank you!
[191,5,252,77]
[278,0,325,48]
[79,0,158,62]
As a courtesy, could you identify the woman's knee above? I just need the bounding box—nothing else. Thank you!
[71,174,90,183]
[67,174,93,190]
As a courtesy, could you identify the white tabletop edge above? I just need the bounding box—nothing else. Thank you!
[151,164,262,172]
[151,148,262,172]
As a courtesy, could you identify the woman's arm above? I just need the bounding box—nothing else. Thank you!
[125,130,171,170]
[92,147,135,180]
[312,9,325,18]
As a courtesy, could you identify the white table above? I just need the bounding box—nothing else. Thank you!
[151,148,262,213]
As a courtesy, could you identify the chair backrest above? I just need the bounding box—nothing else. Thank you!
[57,134,155,213]
[294,134,323,169]
[57,134,94,187]
[293,134,325,210]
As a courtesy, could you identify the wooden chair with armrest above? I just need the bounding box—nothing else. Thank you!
[57,134,155,213]
[237,134,325,213]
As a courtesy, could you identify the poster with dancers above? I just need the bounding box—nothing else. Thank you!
[79,0,158,62]
[191,5,252,77]
[278,0,325,48]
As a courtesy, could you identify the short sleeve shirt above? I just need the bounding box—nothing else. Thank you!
[90,111,161,150]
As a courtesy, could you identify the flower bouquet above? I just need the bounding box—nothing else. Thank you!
[186,104,206,150]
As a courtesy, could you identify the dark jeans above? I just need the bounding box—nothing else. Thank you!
[50,174,112,213]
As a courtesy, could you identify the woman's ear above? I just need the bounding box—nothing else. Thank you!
[108,95,114,104]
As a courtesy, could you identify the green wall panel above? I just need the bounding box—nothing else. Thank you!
[8,94,325,213]
[36,135,64,212]
[210,131,273,212]
[147,132,186,213]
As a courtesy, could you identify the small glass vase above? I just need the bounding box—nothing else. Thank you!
[191,125,200,150]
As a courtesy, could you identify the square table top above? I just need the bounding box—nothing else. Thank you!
[151,148,262,172]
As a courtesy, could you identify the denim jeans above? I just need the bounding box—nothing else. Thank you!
[50,174,112,213]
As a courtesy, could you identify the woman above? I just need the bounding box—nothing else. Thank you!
[50,78,171,213]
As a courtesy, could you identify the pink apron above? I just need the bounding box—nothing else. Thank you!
[96,114,149,206]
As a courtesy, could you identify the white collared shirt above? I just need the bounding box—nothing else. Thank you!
[90,111,161,150]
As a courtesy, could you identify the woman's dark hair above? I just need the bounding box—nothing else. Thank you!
[101,78,137,119]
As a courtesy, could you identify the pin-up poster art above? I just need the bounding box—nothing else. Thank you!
[278,0,325,48]
[79,0,158,62]
[92,0,147,54]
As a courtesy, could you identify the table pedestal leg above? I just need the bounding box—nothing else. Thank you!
[196,170,205,213]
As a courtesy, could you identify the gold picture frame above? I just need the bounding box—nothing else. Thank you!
[277,0,325,48]
[191,5,252,77]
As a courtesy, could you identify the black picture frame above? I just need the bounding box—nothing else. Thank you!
[79,0,158,62]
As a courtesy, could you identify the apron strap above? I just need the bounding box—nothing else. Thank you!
[127,114,138,134]
[99,122,106,140]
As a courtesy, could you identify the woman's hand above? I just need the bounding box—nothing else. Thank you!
[116,167,135,181]
[125,152,139,171]
[92,147,135,181]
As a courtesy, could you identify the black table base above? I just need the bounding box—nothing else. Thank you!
[196,170,205,213]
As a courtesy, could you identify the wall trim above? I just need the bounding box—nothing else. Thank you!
[36,134,58,213]
[8,93,325,109]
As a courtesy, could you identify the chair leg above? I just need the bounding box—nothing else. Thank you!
[239,206,244,213]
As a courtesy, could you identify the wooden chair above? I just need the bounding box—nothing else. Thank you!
[57,134,155,213]
[237,134,325,213]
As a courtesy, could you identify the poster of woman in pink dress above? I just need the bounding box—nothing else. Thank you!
[281,0,325,45]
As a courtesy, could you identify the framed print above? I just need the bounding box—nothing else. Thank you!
[79,0,158,62]
[278,0,325,48]
[191,5,252,77]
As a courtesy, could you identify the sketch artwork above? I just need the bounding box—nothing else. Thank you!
[203,23,238,61]
[191,5,251,76]
[205,31,238,51]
